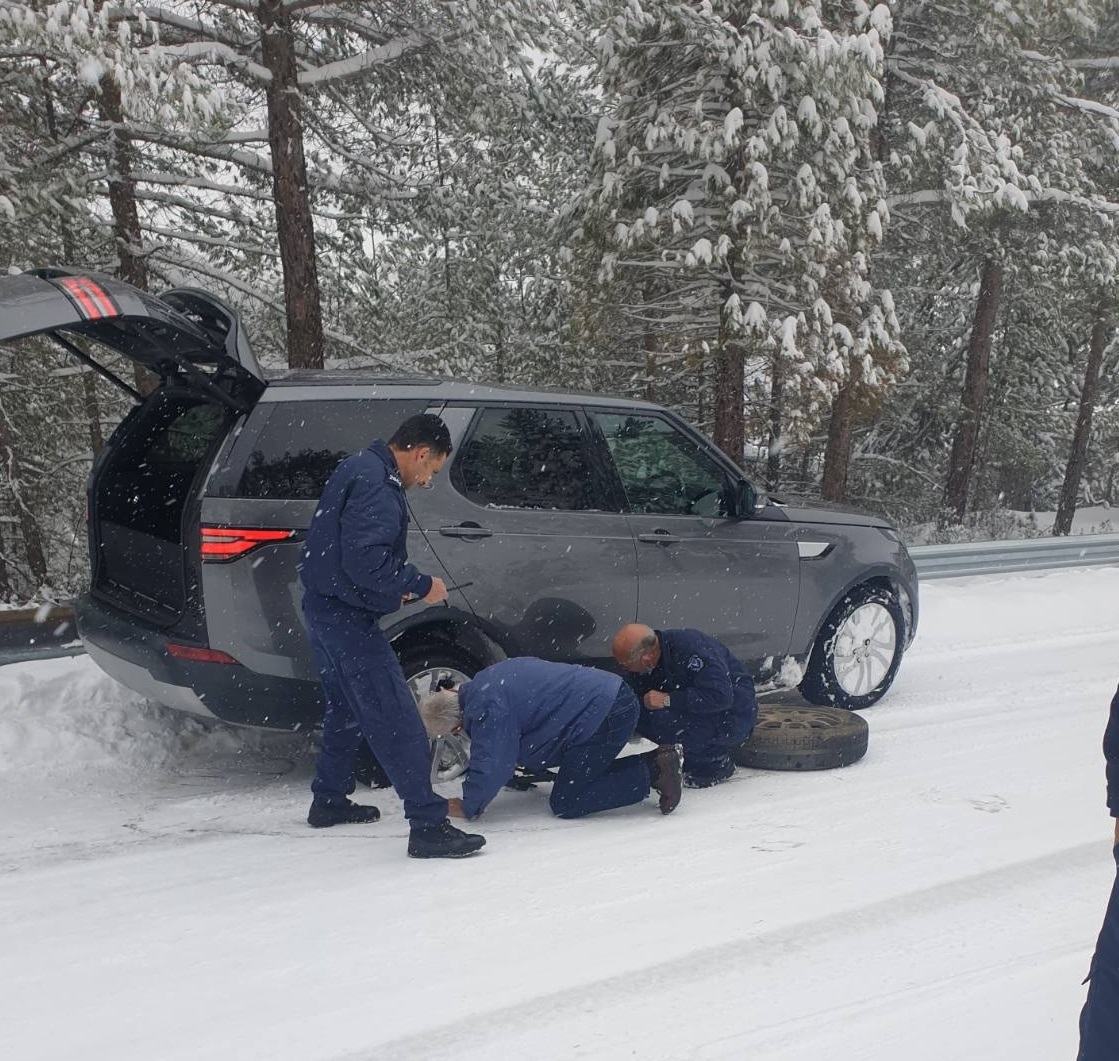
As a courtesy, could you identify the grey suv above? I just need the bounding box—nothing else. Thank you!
[1,269,918,728]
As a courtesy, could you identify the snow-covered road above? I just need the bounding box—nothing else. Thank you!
[2,568,1117,1061]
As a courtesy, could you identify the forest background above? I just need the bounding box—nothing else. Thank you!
[3,0,1119,603]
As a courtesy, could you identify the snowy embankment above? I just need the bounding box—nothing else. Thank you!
[1,568,1117,1061]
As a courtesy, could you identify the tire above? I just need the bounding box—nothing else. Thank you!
[353,643,481,789]
[397,643,481,703]
[733,705,869,771]
[798,584,904,709]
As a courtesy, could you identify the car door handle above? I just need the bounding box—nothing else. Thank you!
[638,531,681,545]
[439,523,493,539]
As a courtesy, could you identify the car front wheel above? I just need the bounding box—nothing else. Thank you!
[799,585,904,709]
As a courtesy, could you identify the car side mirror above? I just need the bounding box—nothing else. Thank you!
[735,479,766,518]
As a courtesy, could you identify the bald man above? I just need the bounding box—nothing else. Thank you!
[613,624,757,788]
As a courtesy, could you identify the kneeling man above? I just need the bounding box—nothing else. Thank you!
[613,624,758,788]
[418,657,682,820]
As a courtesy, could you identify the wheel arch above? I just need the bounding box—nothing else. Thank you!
[385,608,504,672]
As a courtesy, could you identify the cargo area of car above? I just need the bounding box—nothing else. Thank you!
[90,391,229,624]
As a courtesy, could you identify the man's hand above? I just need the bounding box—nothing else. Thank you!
[423,576,448,604]
[1113,817,1118,846]
[447,797,466,819]
[644,690,671,710]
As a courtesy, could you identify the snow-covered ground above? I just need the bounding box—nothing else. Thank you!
[1,568,1118,1061]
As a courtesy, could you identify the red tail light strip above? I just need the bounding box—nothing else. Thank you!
[54,276,121,320]
[201,526,295,561]
[165,642,240,665]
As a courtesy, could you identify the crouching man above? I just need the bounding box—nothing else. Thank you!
[418,657,682,820]
[612,624,758,788]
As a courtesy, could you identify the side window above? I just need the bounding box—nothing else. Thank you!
[234,398,427,499]
[453,406,604,510]
[592,412,732,517]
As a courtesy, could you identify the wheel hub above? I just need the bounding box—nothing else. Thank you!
[833,601,898,696]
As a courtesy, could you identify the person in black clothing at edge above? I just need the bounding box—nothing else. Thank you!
[612,623,758,789]
[298,413,485,859]
[1077,683,1119,1058]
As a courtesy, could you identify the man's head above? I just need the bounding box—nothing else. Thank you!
[417,688,463,739]
[612,623,660,673]
[388,414,453,489]
[418,688,469,783]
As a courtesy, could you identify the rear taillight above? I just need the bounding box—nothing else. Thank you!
[165,642,240,665]
[200,526,295,562]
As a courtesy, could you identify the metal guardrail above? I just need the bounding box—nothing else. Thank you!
[910,532,1119,580]
[2,535,1118,663]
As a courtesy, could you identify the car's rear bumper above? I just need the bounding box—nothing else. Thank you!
[75,594,323,730]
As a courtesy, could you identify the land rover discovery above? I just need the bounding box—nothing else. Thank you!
[0,269,919,729]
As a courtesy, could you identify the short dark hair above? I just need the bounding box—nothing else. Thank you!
[388,413,452,456]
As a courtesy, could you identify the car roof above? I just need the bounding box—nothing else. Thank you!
[261,370,664,411]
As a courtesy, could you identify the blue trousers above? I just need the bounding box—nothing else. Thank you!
[637,681,757,773]
[1078,844,1119,1060]
[304,597,446,826]
[549,686,650,819]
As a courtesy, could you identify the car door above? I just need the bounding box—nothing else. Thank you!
[409,403,638,666]
[587,409,801,667]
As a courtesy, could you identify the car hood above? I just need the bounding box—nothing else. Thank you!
[767,499,894,530]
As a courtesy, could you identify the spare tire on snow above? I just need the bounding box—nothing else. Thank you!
[733,705,869,771]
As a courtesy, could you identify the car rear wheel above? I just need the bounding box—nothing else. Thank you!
[799,584,904,709]
[353,644,482,789]
[399,643,481,702]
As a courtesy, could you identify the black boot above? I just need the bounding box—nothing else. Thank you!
[307,797,381,828]
[407,819,487,859]
[683,755,736,789]
[646,745,683,814]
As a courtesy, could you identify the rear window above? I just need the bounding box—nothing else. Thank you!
[234,399,427,499]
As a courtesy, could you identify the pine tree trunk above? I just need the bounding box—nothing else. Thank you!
[1053,312,1109,536]
[97,73,156,396]
[765,359,783,489]
[643,329,657,402]
[83,371,104,455]
[713,338,745,467]
[822,377,855,502]
[259,0,325,370]
[940,258,1003,526]
[99,74,147,292]
[0,520,11,602]
[0,410,47,589]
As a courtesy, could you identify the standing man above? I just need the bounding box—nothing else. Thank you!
[1077,682,1119,1058]
[299,413,485,859]
[417,657,683,820]
[612,624,757,788]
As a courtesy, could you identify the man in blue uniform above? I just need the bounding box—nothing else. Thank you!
[612,624,757,788]
[299,413,485,859]
[1077,682,1119,1058]
[417,657,683,819]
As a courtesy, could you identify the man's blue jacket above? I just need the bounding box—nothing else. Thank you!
[298,440,431,615]
[630,628,756,719]
[1106,684,1119,816]
[458,658,623,819]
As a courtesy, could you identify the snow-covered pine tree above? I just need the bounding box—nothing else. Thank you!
[871,0,1119,529]
[572,0,904,476]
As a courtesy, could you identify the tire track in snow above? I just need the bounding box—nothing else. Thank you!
[351,840,1105,1061]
